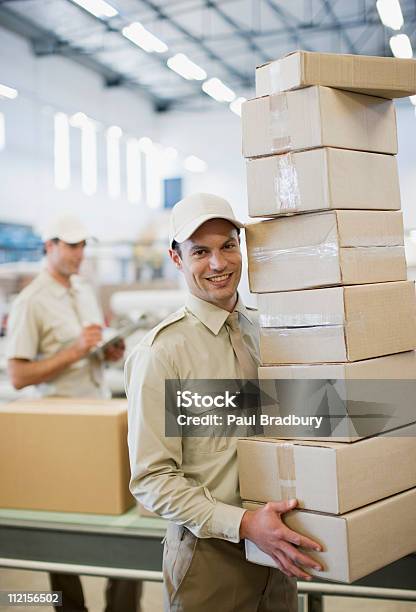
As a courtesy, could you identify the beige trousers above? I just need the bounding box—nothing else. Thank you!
[163,523,297,612]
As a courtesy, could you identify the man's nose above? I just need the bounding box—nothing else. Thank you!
[209,250,227,271]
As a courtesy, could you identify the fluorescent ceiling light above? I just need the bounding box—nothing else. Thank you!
[71,0,118,19]
[81,120,97,196]
[229,97,246,117]
[138,136,154,152]
[54,113,71,191]
[0,83,18,99]
[69,111,88,127]
[184,155,207,173]
[167,53,206,80]
[106,126,122,199]
[107,125,122,138]
[122,22,168,53]
[410,95,416,105]
[389,34,413,58]
[376,0,403,31]
[202,78,235,103]
[126,139,142,203]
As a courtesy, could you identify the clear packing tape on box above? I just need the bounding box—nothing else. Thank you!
[269,94,292,153]
[247,150,301,212]
[249,242,404,275]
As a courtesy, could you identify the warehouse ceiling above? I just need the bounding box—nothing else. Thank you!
[0,0,416,111]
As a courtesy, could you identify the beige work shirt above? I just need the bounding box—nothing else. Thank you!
[125,293,260,543]
[7,269,108,398]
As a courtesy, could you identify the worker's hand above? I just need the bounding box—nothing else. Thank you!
[239,499,323,580]
[70,324,103,359]
[104,339,125,362]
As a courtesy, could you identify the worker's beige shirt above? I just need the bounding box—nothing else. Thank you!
[125,293,260,543]
[7,269,108,398]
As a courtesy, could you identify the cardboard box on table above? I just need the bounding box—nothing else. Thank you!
[258,281,416,364]
[246,148,401,218]
[246,210,406,292]
[0,398,134,515]
[255,51,416,99]
[243,489,416,583]
[242,86,397,159]
[237,422,416,513]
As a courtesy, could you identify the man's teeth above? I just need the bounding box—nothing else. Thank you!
[208,274,230,283]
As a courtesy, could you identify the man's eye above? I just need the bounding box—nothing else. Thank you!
[225,243,236,249]
[193,250,206,256]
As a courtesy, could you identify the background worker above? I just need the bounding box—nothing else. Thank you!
[126,193,322,612]
[7,213,141,612]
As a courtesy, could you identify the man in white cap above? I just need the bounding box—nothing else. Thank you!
[126,193,322,611]
[7,213,141,612]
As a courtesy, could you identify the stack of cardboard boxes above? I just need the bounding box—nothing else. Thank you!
[239,51,416,582]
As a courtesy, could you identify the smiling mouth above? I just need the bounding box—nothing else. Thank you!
[206,273,232,285]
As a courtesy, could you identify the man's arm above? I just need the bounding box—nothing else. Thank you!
[8,325,102,389]
[125,343,246,543]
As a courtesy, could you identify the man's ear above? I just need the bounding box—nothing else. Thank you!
[169,248,182,270]
[44,240,54,254]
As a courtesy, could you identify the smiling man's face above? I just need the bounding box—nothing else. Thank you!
[169,218,242,312]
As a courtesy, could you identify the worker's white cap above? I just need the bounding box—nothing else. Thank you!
[42,214,94,244]
[169,193,243,246]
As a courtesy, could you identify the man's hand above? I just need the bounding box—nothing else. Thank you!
[70,324,103,359]
[240,499,323,580]
[104,339,125,362]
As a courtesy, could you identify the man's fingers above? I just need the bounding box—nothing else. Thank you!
[280,525,322,551]
[272,551,294,578]
[272,551,312,581]
[267,499,298,514]
[278,541,322,571]
[270,553,286,576]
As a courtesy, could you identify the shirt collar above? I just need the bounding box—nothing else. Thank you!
[185,293,254,336]
[39,269,80,298]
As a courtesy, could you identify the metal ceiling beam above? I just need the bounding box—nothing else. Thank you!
[262,0,314,52]
[135,0,251,87]
[319,0,358,54]
[0,4,161,103]
[192,15,406,43]
[204,0,269,63]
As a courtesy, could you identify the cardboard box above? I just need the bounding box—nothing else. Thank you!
[258,352,416,442]
[238,422,416,513]
[255,51,416,99]
[0,398,135,514]
[246,148,401,217]
[259,281,416,363]
[243,489,416,583]
[246,211,406,293]
[242,86,397,159]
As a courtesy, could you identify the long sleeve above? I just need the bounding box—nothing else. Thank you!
[125,344,245,542]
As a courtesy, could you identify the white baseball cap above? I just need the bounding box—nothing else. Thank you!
[169,193,243,246]
[42,214,94,244]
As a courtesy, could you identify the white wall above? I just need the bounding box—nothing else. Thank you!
[156,106,248,221]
